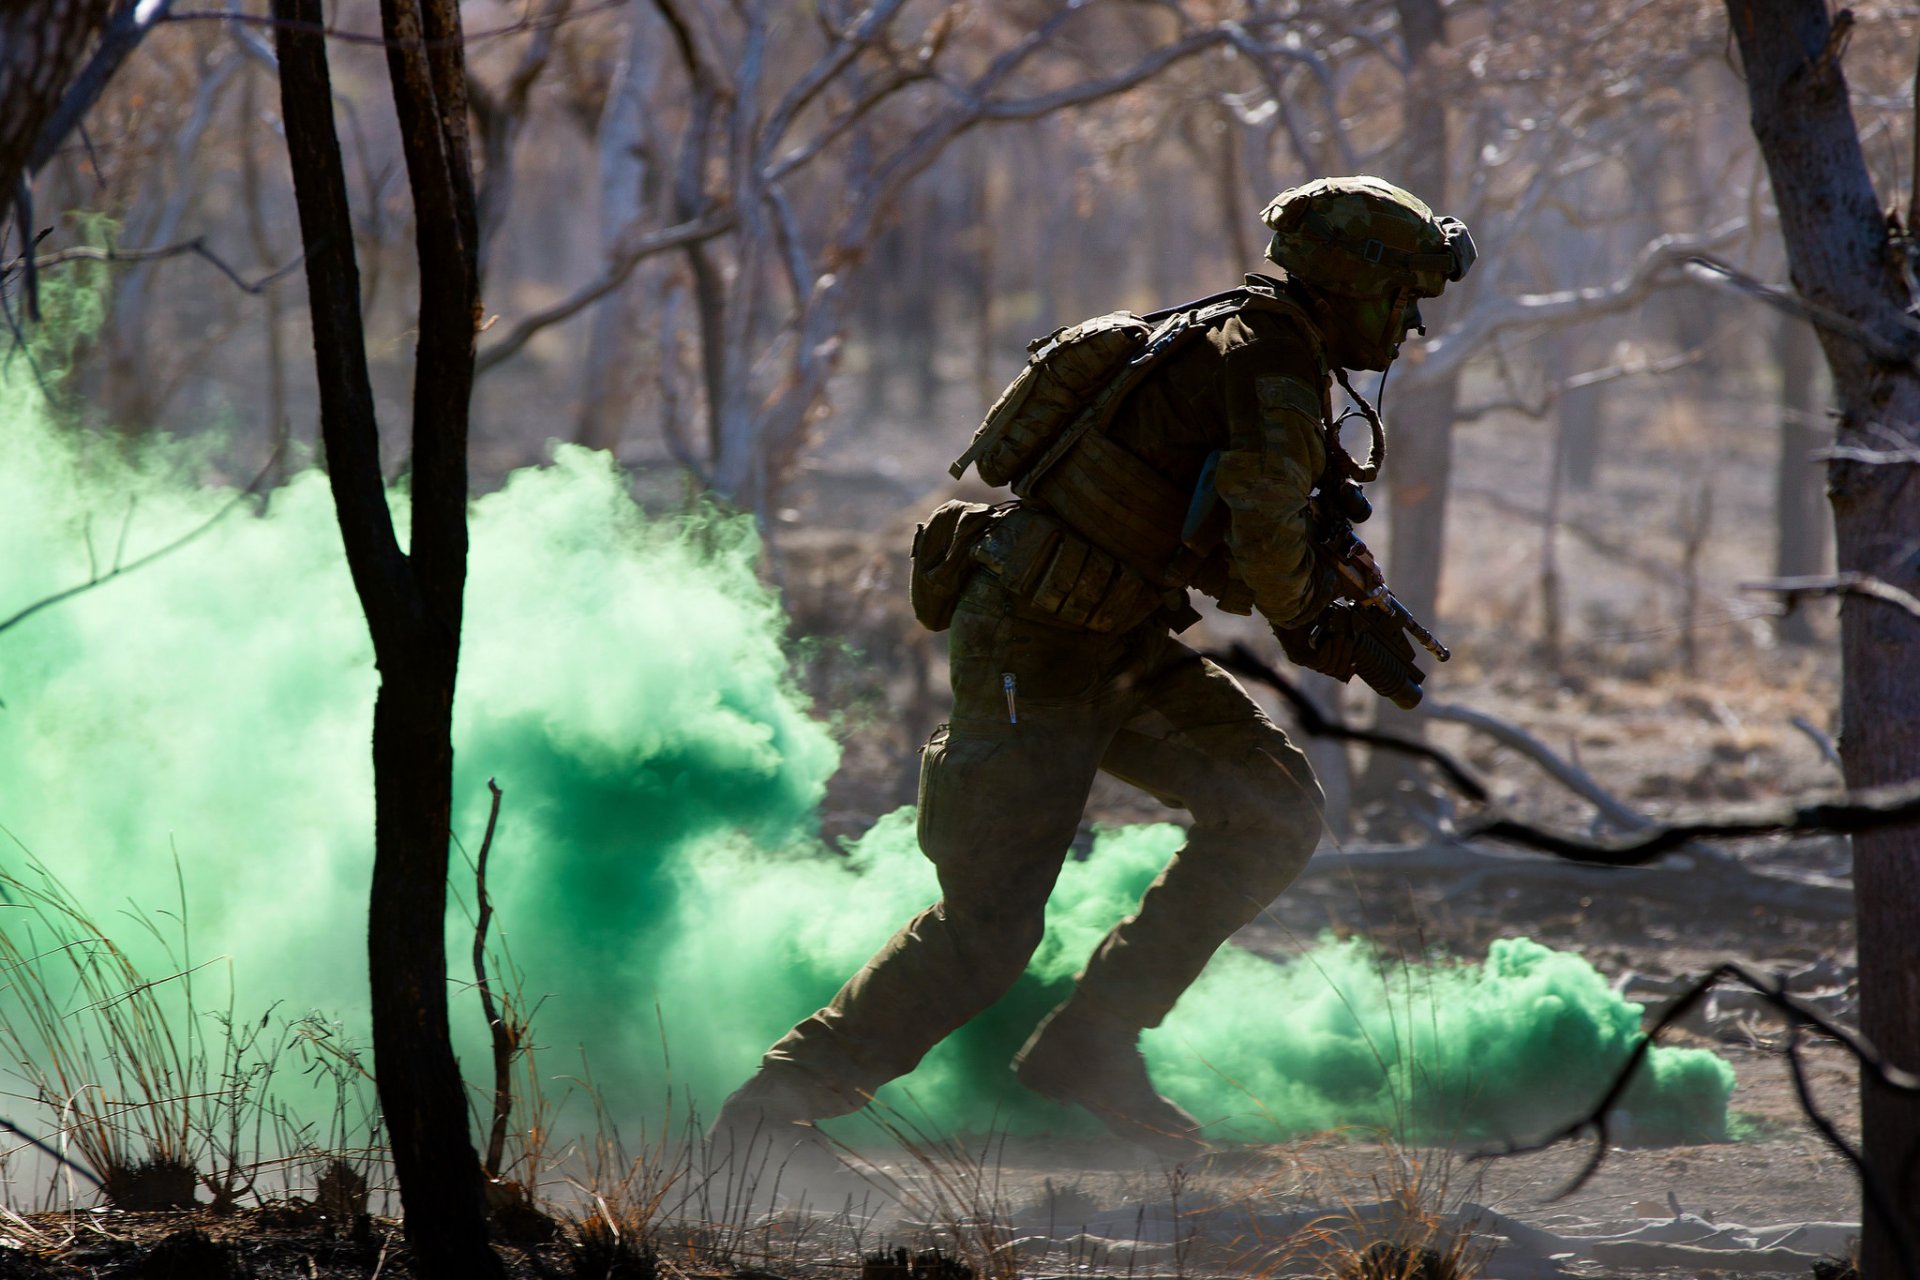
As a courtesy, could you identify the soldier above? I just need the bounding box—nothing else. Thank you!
[717,176,1476,1157]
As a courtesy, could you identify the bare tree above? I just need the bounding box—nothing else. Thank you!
[1724,3,1920,1271]
[272,0,502,1273]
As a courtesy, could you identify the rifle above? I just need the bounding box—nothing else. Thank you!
[1306,478,1448,709]
[1182,454,1448,707]
[1311,478,1451,663]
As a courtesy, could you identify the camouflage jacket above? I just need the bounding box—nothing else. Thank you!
[1023,274,1333,631]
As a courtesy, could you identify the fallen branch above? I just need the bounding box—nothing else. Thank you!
[1742,571,1920,624]
[1419,699,1650,833]
[1463,776,1920,865]
[1211,642,1920,866]
[1476,962,1920,1280]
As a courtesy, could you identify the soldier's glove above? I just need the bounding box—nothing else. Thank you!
[1274,601,1426,709]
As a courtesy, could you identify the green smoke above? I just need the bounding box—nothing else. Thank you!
[0,333,1730,1157]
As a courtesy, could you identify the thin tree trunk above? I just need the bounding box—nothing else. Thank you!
[1727,6,1920,1273]
[273,0,502,1273]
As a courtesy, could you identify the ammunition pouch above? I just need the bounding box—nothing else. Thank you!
[970,505,1188,633]
[910,499,1007,631]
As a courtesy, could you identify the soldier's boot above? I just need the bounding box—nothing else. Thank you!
[1013,1003,1209,1159]
[709,1064,857,1175]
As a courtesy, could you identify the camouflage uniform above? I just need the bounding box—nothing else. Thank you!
[720,178,1473,1155]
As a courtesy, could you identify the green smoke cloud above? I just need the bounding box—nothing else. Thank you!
[0,337,1730,1158]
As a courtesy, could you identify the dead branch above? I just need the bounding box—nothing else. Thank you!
[473,207,735,375]
[1417,700,1650,833]
[0,1116,106,1188]
[1463,777,1920,865]
[1818,443,1920,465]
[1213,642,1920,866]
[0,445,284,642]
[1476,962,1920,1280]
[3,236,307,296]
[1415,222,1751,383]
[1685,253,1920,368]
[1742,572,1920,623]
[469,778,514,1179]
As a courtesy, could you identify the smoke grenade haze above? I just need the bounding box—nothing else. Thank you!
[0,325,1732,1154]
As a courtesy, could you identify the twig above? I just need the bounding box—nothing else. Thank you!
[1790,715,1842,771]
[470,778,514,1179]
[1475,963,1920,1280]
[1742,572,1920,623]
[0,444,284,640]
[3,236,308,297]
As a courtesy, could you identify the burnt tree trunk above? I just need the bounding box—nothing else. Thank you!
[273,1,502,1275]
[1727,5,1920,1273]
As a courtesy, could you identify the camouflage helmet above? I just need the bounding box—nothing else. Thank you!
[1261,176,1475,298]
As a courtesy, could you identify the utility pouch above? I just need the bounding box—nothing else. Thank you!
[910,500,1004,632]
[970,506,1169,633]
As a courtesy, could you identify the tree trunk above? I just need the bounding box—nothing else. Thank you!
[273,0,502,1274]
[1726,5,1920,1272]
[1772,311,1828,645]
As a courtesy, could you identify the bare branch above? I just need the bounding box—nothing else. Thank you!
[1419,699,1652,834]
[474,207,735,376]
[1742,572,1920,623]
[1817,443,1920,466]
[0,446,284,641]
[1415,222,1750,382]
[1213,642,1920,867]
[1464,777,1920,865]
[468,778,514,1179]
[1686,253,1920,368]
[4,236,307,296]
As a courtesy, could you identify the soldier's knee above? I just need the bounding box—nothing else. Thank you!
[944,897,1048,988]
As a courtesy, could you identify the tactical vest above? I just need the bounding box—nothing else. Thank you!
[946,280,1325,628]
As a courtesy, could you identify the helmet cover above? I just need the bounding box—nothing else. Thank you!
[1261,175,1475,298]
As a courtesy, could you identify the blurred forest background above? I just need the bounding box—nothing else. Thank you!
[20,0,1914,829]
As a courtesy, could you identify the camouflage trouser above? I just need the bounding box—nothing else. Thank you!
[752,573,1324,1116]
